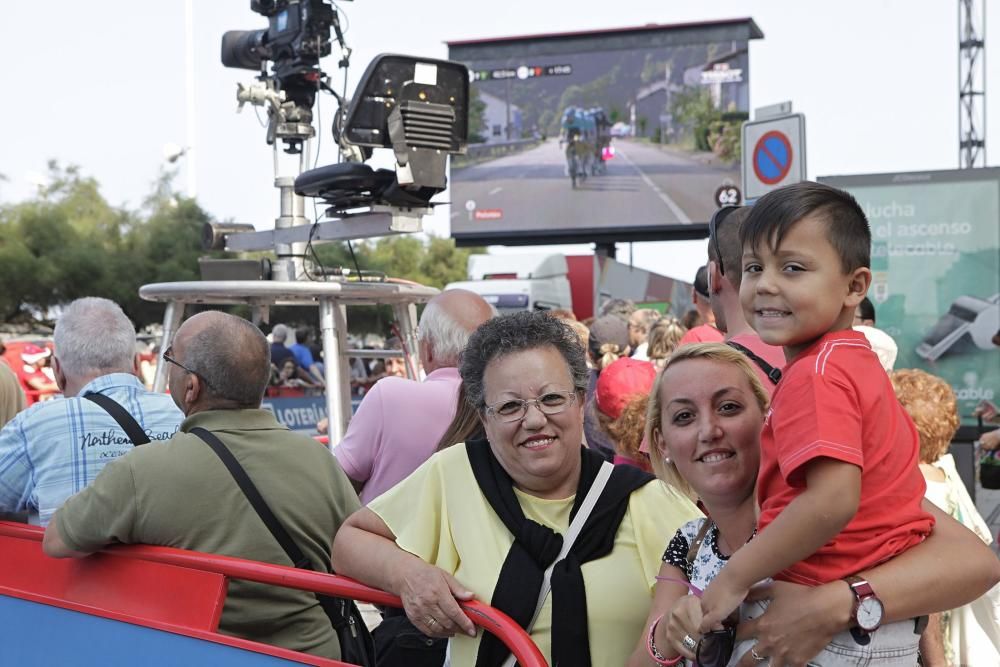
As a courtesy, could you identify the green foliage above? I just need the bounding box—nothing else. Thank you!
[0,163,218,326]
[670,88,743,163]
[0,162,484,334]
[468,87,488,144]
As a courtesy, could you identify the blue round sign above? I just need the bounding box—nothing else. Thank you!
[753,131,793,185]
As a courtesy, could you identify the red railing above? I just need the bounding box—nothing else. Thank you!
[0,522,547,667]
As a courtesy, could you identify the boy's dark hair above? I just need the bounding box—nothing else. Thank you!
[740,181,871,272]
[858,296,876,323]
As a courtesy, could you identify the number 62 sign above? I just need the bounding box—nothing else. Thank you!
[714,183,742,208]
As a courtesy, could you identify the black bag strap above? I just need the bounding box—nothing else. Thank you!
[83,393,151,446]
[190,426,311,568]
[190,427,374,666]
[726,341,782,385]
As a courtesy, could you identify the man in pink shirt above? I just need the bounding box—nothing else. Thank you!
[333,290,494,503]
[677,265,725,345]
[706,205,786,393]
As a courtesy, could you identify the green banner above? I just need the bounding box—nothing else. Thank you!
[821,169,1000,425]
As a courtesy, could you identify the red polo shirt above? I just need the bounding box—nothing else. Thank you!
[757,330,933,585]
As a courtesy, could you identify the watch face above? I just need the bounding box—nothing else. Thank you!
[857,597,884,631]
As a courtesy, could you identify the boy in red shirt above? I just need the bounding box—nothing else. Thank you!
[699,181,934,663]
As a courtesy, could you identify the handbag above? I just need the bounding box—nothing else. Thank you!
[191,427,376,666]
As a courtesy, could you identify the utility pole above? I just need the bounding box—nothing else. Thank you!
[958,0,986,168]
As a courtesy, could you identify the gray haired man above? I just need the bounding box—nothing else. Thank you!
[333,289,495,503]
[0,297,182,525]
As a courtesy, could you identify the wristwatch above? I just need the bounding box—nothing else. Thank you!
[844,575,884,634]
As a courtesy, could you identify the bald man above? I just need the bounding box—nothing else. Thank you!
[44,311,360,660]
[334,289,495,503]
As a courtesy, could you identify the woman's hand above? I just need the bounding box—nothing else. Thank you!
[664,594,703,661]
[734,580,850,667]
[699,572,747,633]
[397,557,478,639]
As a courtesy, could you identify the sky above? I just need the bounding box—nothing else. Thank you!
[1,0,996,284]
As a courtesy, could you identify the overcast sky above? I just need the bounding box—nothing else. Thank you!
[1,0,995,283]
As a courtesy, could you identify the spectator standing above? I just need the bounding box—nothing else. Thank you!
[891,368,1000,667]
[269,324,296,368]
[333,289,494,503]
[678,265,724,345]
[43,311,360,660]
[292,326,325,386]
[705,205,785,391]
[0,298,182,526]
[627,308,660,361]
[0,361,25,428]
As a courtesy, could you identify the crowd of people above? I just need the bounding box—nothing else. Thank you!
[0,180,998,666]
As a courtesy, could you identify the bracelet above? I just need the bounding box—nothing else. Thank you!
[646,614,683,666]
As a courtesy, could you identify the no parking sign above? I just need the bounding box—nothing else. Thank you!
[741,113,806,201]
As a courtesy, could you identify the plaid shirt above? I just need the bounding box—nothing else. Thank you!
[0,373,182,526]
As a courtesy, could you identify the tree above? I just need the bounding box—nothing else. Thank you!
[468,87,488,144]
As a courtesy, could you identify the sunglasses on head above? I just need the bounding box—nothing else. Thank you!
[708,205,743,277]
[655,576,740,667]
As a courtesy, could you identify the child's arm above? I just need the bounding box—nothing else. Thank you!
[699,458,861,631]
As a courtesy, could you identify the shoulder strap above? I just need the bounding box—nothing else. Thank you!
[501,461,614,667]
[83,393,151,446]
[191,427,373,665]
[687,518,713,568]
[726,341,782,385]
[190,426,310,569]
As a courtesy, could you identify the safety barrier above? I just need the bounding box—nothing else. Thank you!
[0,521,547,666]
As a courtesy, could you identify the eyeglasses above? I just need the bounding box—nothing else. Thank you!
[484,390,578,423]
[708,205,743,277]
[655,576,738,667]
[162,346,214,391]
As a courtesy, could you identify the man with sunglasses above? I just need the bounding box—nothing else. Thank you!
[43,311,361,659]
[705,205,786,394]
[0,297,182,526]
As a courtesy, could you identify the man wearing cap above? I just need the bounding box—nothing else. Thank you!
[332,289,495,504]
[678,265,725,345]
[704,206,785,393]
[17,344,59,399]
[0,298,182,526]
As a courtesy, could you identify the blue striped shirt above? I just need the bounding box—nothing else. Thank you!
[0,373,182,526]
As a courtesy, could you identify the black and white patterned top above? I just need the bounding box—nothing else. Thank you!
[661,517,729,592]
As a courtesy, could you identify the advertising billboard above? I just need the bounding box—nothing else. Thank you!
[820,168,1000,426]
[447,19,762,246]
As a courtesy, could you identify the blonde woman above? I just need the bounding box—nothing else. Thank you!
[628,343,1000,667]
[645,318,687,370]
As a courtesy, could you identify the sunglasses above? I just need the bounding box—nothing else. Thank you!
[656,576,739,667]
[708,205,743,277]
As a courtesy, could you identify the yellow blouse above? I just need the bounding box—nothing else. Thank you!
[369,445,701,666]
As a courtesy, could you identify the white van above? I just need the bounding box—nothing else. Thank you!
[445,254,572,314]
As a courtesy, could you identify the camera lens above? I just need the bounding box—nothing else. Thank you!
[221,30,267,70]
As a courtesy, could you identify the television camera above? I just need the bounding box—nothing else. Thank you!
[207,0,470,282]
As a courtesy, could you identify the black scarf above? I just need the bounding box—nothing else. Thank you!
[466,439,654,667]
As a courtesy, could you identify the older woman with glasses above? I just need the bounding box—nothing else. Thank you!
[332,312,701,666]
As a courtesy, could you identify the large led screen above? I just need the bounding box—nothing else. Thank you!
[447,19,762,245]
[820,168,1000,427]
